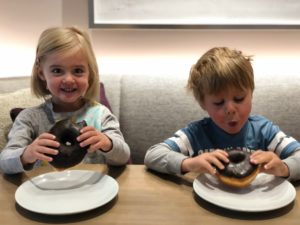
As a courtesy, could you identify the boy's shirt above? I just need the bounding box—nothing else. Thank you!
[164,115,300,159]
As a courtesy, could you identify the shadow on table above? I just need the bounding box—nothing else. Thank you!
[3,173,25,186]
[292,179,300,187]
[15,195,118,223]
[193,192,294,220]
[107,165,126,179]
[145,168,194,187]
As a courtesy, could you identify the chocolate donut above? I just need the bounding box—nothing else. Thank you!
[48,119,88,169]
[217,150,259,188]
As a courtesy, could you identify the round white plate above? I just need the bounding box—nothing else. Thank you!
[193,173,296,212]
[15,170,118,215]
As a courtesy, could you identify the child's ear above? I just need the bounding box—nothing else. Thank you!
[38,68,46,81]
[199,101,206,110]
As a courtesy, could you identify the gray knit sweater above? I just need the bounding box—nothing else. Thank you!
[0,100,130,174]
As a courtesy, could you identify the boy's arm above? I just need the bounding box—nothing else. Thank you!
[144,143,188,174]
[282,148,300,181]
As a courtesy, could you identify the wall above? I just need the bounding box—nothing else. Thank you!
[91,29,300,78]
[0,0,62,77]
[1,0,300,79]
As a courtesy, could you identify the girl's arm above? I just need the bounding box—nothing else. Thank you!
[99,106,131,165]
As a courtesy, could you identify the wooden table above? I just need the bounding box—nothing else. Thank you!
[1,164,299,225]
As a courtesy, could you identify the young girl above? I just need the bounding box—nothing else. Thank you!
[0,27,130,174]
[144,47,300,181]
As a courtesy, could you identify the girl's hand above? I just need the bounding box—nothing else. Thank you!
[21,133,59,165]
[77,126,112,153]
[181,149,229,175]
[250,150,289,178]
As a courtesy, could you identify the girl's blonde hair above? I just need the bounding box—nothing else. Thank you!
[187,47,254,104]
[31,26,99,102]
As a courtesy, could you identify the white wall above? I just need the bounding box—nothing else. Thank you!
[91,29,300,77]
[0,0,62,77]
[1,0,300,78]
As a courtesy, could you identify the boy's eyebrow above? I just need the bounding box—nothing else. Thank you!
[49,64,86,68]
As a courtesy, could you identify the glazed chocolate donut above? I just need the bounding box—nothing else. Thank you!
[217,150,259,188]
[48,119,88,169]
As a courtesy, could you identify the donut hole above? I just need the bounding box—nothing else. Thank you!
[228,152,245,164]
[60,132,77,147]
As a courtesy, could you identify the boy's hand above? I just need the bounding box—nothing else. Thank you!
[181,149,229,175]
[21,133,59,165]
[250,150,289,178]
[77,126,113,153]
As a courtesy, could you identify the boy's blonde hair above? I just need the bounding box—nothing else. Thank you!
[187,47,254,104]
[31,26,99,102]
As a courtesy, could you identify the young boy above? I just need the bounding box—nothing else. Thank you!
[144,47,300,181]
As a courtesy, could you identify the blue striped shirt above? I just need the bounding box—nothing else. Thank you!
[164,115,300,159]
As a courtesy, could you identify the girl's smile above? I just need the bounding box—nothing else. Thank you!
[38,47,89,112]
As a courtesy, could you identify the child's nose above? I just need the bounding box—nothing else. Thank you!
[225,102,236,115]
[63,73,75,83]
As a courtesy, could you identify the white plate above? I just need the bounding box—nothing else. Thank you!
[15,170,119,215]
[193,173,296,212]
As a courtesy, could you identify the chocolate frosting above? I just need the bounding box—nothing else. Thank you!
[217,150,258,178]
[48,119,88,169]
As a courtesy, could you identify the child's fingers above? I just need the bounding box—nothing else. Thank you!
[203,161,218,175]
[77,130,98,142]
[39,139,60,148]
[33,147,58,161]
[250,151,269,164]
[79,125,95,133]
[209,157,226,170]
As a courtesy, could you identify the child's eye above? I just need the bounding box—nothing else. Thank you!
[213,100,224,106]
[51,68,62,74]
[73,68,85,76]
[234,97,245,103]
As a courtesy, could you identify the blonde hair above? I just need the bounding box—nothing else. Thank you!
[187,47,254,104]
[31,26,99,102]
